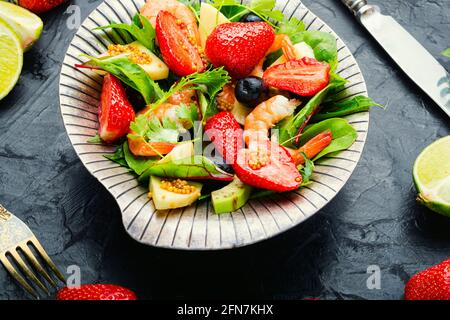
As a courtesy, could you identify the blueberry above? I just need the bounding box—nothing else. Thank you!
[240,13,264,23]
[235,76,267,104]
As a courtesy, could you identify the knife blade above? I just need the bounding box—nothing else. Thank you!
[341,0,450,118]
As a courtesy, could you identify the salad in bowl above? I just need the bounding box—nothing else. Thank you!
[75,0,379,215]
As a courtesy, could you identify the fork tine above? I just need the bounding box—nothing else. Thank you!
[19,244,57,288]
[9,251,49,295]
[0,254,39,299]
[29,237,65,283]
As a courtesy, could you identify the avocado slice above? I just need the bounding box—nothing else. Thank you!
[212,177,253,214]
[150,176,202,210]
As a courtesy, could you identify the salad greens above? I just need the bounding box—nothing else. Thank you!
[300,118,357,161]
[278,73,347,148]
[312,96,382,122]
[123,142,157,175]
[86,0,382,214]
[139,156,233,182]
[82,55,164,104]
[96,14,156,51]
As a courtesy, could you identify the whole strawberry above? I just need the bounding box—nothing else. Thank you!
[205,22,275,79]
[57,284,137,300]
[405,258,450,300]
[17,0,67,13]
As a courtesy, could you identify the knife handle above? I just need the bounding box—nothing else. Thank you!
[341,0,371,16]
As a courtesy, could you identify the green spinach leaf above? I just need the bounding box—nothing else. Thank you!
[299,118,357,161]
[139,156,234,182]
[278,74,347,147]
[123,142,158,175]
[294,30,338,69]
[96,14,156,51]
[312,96,382,122]
[82,55,164,104]
[104,144,128,167]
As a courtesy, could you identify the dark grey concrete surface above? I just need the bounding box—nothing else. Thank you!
[0,0,449,300]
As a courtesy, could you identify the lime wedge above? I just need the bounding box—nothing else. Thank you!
[0,1,43,51]
[0,17,23,101]
[413,136,450,217]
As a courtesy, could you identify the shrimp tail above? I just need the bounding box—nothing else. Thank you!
[290,130,333,166]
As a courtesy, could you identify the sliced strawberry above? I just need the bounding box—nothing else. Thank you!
[205,22,275,79]
[234,142,302,192]
[405,258,450,300]
[156,11,205,76]
[99,74,135,144]
[263,57,330,97]
[57,284,137,300]
[205,111,244,164]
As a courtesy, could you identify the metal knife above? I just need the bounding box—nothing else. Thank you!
[341,0,450,118]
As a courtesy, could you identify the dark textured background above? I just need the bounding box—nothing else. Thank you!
[0,0,449,300]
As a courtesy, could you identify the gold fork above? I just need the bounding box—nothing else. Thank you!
[0,204,65,298]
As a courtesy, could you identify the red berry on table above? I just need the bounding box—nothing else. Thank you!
[156,10,205,76]
[57,284,137,300]
[18,0,67,14]
[205,111,244,164]
[205,22,275,79]
[263,57,330,97]
[98,74,135,144]
[405,258,450,300]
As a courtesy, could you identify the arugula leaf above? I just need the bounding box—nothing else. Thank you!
[294,31,338,69]
[299,118,357,161]
[442,47,450,58]
[96,14,156,51]
[278,74,347,147]
[123,142,157,175]
[82,55,164,104]
[312,96,382,122]
[104,144,128,167]
[277,17,305,41]
[138,156,234,182]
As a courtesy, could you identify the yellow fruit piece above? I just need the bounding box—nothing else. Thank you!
[199,2,230,49]
[0,17,23,101]
[413,136,450,217]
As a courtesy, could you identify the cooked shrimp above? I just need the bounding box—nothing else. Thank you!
[140,0,201,46]
[129,88,199,157]
[251,34,297,77]
[287,130,333,166]
[244,95,300,146]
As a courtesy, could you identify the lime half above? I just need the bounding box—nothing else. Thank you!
[0,1,43,51]
[413,136,450,217]
[0,17,23,101]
